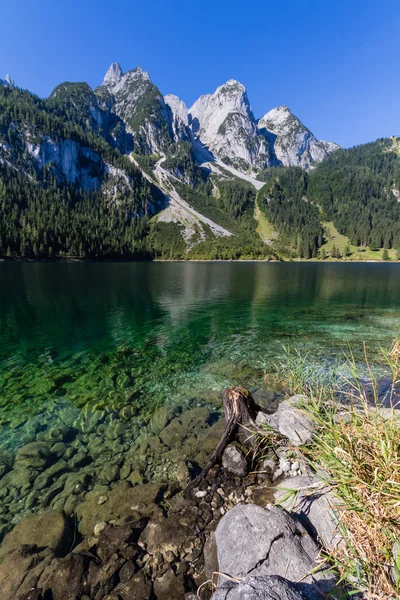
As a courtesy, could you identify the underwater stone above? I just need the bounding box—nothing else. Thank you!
[0,511,72,559]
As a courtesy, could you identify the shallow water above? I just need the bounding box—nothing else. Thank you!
[1,261,400,432]
[0,262,400,534]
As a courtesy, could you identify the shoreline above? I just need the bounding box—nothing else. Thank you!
[1,256,400,264]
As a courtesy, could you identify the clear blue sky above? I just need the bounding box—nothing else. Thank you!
[1,0,399,148]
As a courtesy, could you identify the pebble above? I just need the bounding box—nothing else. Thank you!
[93,521,107,536]
[98,495,108,505]
[280,460,291,473]
[195,491,207,498]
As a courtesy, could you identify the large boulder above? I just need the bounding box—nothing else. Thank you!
[212,575,306,599]
[215,503,337,600]
[274,475,343,552]
[256,395,316,446]
[0,511,72,559]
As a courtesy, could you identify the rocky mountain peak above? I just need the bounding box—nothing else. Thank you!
[102,62,123,87]
[165,94,189,126]
[258,106,338,168]
[0,74,15,88]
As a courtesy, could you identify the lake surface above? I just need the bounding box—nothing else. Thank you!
[0,262,400,534]
[1,261,400,436]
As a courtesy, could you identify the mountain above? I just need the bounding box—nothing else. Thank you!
[1,63,398,262]
[257,138,400,257]
[0,75,15,88]
[189,80,272,172]
[258,105,340,168]
[99,63,174,154]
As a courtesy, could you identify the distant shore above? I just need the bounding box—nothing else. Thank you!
[2,256,400,264]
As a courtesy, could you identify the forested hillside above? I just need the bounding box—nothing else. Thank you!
[1,68,400,261]
[257,138,400,258]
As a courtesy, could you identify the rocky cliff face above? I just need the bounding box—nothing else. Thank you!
[99,63,173,155]
[164,94,191,142]
[0,74,15,88]
[189,80,272,172]
[258,105,340,168]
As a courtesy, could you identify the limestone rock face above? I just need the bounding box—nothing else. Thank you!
[258,105,339,168]
[25,137,103,191]
[0,74,15,88]
[100,63,173,154]
[189,80,271,171]
[164,94,191,141]
[102,61,123,87]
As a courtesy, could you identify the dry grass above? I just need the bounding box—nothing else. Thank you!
[260,342,400,597]
[308,405,400,598]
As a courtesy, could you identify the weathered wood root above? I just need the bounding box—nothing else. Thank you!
[185,386,265,495]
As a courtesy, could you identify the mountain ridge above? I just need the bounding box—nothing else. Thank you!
[1,64,399,262]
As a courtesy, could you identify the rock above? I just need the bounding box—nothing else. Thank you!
[15,442,52,468]
[33,459,68,490]
[94,521,108,536]
[159,418,187,449]
[251,387,281,412]
[204,531,219,579]
[140,511,196,556]
[76,483,166,536]
[212,575,305,599]
[153,567,185,600]
[258,450,278,480]
[180,406,211,430]
[215,503,337,600]
[113,570,152,599]
[38,553,89,600]
[273,475,343,552]
[222,444,248,476]
[0,545,54,600]
[50,442,67,458]
[149,406,179,435]
[256,395,315,446]
[0,511,72,559]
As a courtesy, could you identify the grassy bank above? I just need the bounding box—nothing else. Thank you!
[265,343,400,599]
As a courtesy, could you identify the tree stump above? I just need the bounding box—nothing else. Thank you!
[185,386,263,494]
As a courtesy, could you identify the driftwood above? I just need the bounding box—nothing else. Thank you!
[185,386,265,494]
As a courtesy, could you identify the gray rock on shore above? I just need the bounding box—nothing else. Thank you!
[256,394,316,446]
[213,503,338,600]
[212,575,306,599]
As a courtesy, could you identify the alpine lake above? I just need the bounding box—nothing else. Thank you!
[1,261,400,539]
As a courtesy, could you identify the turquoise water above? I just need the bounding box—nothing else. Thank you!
[1,261,400,439]
[1,261,400,534]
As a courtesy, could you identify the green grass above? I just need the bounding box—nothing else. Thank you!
[263,343,400,598]
[321,222,398,261]
[254,201,279,244]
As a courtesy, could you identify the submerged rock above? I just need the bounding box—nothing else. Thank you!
[0,511,72,559]
[76,482,166,536]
